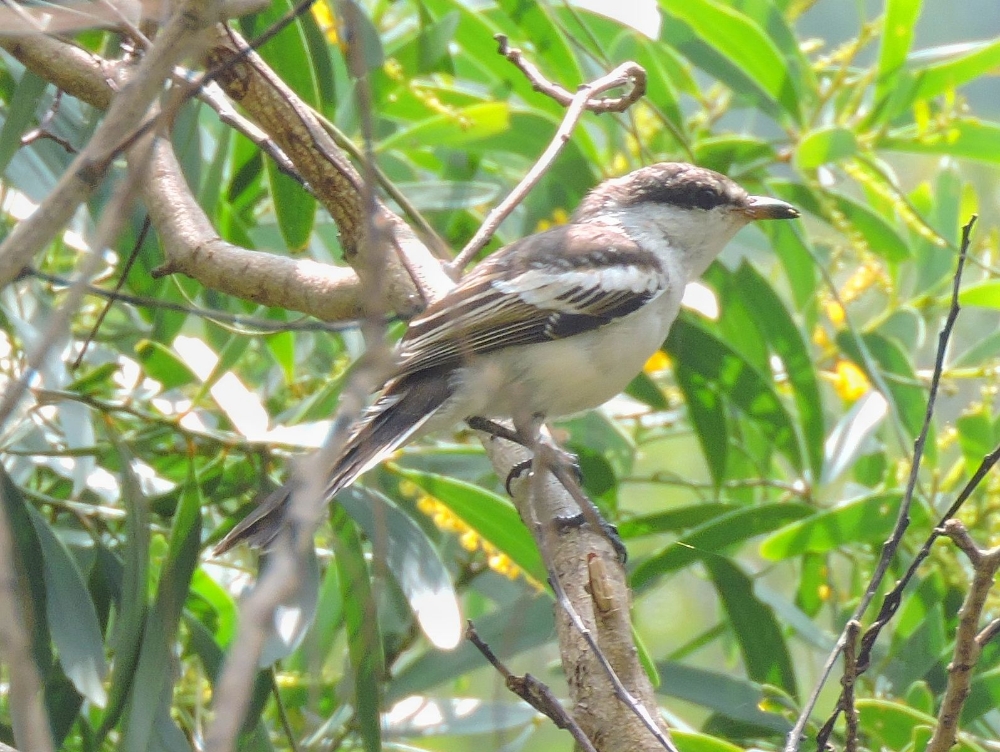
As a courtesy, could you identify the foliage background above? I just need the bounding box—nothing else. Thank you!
[2,0,1000,750]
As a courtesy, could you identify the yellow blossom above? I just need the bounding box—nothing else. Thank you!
[812,324,832,349]
[831,359,871,402]
[823,298,845,327]
[536,207,569,232]
[311,0,338,45]
[415,494,534,585]
[643,350,671,374]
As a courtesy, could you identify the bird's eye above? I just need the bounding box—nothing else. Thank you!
[693,187,720,209]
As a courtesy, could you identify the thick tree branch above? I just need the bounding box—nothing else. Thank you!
[141,135,367,320]
[0,34,115,109]
[203,26,452,311]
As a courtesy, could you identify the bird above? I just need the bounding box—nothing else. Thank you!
[214,162,799,555]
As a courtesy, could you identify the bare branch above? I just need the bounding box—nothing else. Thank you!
[449,44,645,274]
[204,26,452,311]
[842,621,861,752]
[466,620,598,752]
[494,34,646,114]
[927,521,1000,752]
[141,135,367,321]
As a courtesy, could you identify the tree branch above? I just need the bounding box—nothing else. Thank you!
[927,520,1000,752]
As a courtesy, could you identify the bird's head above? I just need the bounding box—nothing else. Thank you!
[573,162,799,278]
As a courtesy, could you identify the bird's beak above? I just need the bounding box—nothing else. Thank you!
[742,196,799,221]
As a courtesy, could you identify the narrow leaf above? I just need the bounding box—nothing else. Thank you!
[339,486,462,650]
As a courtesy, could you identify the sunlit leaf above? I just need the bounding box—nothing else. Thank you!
[705,557,796,694]
[631,503,812,591]
[332,507,383,752]
[760,492,932,559]
[795,126,858,170]
[882,120,1000,164]
[660,0,802,121]
[339,486,462,649]
[379,102,511,153]
[911,38,1000,101]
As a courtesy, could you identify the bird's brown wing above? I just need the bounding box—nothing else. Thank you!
[396,223,670,378]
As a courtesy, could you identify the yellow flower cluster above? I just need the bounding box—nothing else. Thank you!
[535,207,570,232]
[830,359,871,402]
[414,494,527,583]
[382,58,464,122]
[310,0,339,45]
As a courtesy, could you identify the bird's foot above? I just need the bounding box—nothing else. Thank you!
[503,450,583,496]
[554,513,628,564]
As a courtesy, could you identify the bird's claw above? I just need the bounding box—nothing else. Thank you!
[554,513,628,564]
[503,451,583,495]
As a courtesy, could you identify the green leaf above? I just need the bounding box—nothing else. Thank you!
[0,69,49,175]
[394,468,546,585]
[389,595,554,702]
[694,136,776,175]
[267,160,316,252]
[660,0,802,122]
[666,317,804,481]
[874,0,922,105]
[673,730,744,752]
[27,506,108,707]
[837,331,935,457]
[618,503,739,539]
[388,180,500,212]
[858,698,987,752]
[774,180,911,263]
[331,508,383,752]
[630,503,812,592]
[911,38,1000,101]
[795,126,858,170]
[379,102,511,153]
[135,340,198,390]
[958,279,1000,308]
[497,0,583,86]
[705,557,796,694]
[121,469,202,752]
[100,445,151,739]
[655,661,791,732]
[734,262,825,479]
[760,492,931,559]
[882,120,1000,164]
[242,0,319,107]
[338,486,462,649]
[609,35,687,137]
[624,371,669,411]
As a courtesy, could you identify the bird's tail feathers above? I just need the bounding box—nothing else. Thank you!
[213,375,452,555]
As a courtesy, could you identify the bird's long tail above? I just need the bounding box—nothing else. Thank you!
[213,374,453,555]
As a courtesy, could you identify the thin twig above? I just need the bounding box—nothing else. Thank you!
[447,37,645,274]
[493,34,646,114]
[927,521,1000,752]
[22,267,368,332]
[788,216,978,752]
[71,214,151,368]
[842,621,861,752]
[466,621,598,752]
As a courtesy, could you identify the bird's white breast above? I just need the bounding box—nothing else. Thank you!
[447,284,682,421]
